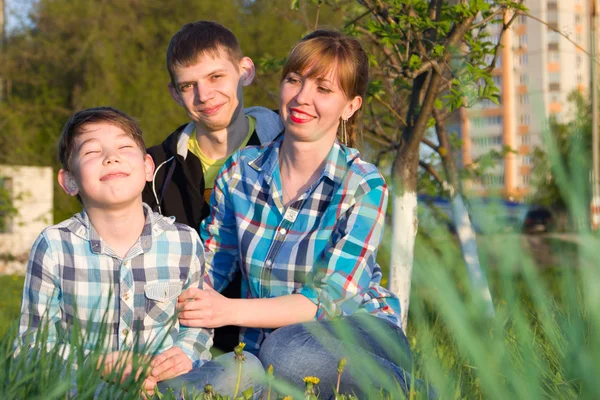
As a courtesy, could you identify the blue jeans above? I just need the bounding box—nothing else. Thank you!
[258,314,423,399]
[158,351,265,399]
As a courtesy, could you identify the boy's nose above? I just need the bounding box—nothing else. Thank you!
[103,153,121,164]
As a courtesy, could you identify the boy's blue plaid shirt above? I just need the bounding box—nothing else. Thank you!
[202,136,401,355]
[18,204,212,367]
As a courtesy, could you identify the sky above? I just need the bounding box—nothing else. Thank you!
[4,0,34,34]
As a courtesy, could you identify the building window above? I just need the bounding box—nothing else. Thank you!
[519,94,530,104]
[482,174,505,187]
[548,72,561,84]
[577,74,583,84]
[519,74,529,85]
[520,134,531,145]
[518,54,529,66]
[577,55,582,68]
[576,13,582,24]
[518,14,527,24]
[521,155,532,165]
[549,82,561,91]
[472,135,503,147]
[548,51,560,62]
[487,116,503,126]
[547,30,560,44]
[520,114,531,125]
[521,174,531,185]
[518,35,528,48]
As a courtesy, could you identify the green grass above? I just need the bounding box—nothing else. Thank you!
[0,275,24,338]
[0,227,596,398]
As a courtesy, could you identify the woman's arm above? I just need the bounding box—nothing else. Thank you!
[178,288,317,329]
[296,172,399,321]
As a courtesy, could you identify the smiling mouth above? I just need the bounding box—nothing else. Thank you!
[290,108,315,123]
[100,173,129,181]
[198,103,224,116]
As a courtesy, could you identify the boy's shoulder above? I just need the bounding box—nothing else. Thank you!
[146,207,201,242]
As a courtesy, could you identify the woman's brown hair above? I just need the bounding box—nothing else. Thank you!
[281,30,368,148]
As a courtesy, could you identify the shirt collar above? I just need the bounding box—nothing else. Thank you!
[248,136,361,186]
[65,203,173,254]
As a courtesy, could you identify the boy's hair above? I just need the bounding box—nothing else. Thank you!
[166,20,243,84]
[58,106,146,172]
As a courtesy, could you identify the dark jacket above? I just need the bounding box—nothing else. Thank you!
[142,107,283,353]
[143,107,283,231]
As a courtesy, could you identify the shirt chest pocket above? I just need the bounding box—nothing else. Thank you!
[144,282,182,326]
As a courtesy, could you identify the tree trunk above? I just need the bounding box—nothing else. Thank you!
[389,149,420,332]
[388,189,418,332]
[436,111,494,317]
[450,195,494,317]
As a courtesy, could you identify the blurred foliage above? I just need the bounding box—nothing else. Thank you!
[0,0,342,222]
[531,92,592,211]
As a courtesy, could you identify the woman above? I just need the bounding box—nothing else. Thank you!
[178,30,417,398]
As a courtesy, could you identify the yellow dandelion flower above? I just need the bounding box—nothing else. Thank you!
[282,397,293,400]
[238,342,246,349]
[303,376,320,385]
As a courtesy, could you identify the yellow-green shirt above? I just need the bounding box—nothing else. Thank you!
[188,116,256,203]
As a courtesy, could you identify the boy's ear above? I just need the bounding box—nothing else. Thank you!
[144,154,155,182]
[58,169,79,197]
[168,82,185,107]
[239,57,255,87]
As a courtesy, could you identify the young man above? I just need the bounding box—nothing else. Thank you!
[18,107,263,397]
[142,21,283,353]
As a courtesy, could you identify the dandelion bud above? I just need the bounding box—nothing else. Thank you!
[267,364,274,379]
[337,357,347,373]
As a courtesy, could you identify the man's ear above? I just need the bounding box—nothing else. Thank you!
[144,154,155,182]
[342,95,363,120]
[239,57,255,87]
[168,82,185,107]
[58,169,79,197]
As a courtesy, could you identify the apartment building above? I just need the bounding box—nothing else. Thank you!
[459,0,591,199]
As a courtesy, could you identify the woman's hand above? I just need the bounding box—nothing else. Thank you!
[177,287,235,328]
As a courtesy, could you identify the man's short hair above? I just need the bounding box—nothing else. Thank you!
[166,20,244,83]
[58,106,146,172]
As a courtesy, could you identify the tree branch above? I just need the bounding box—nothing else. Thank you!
[419,160,444,184]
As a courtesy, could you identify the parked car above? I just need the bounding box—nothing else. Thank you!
[522,206,553,234]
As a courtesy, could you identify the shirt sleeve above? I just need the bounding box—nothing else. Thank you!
[17,232,72,358]
[201,156,240,293]
[174,230,214,367]
[295,176,401,324]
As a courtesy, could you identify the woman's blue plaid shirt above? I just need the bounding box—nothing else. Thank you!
[202,136,401,355]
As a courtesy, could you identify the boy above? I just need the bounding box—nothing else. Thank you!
[142,20,283,353]
[18,107,212,394]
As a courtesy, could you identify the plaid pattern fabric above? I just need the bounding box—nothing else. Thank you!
[18,204,212,367]
[202,137,401,354]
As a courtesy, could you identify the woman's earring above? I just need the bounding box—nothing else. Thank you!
[341,118,348,146]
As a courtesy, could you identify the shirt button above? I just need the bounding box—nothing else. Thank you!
[279,228,287,235]
[123,293,130,301]
[265,260,272,267]
[122,329,129,336]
